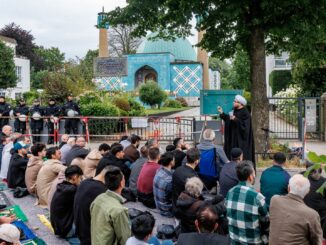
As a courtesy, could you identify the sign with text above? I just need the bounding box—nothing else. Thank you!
[94,57,128,77]
[305,99,317,132]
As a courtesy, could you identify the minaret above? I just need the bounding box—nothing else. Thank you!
[197,30,210,89]
[97,7,109,57]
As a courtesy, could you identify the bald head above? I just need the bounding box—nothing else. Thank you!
[76,137,86,147]
[289,174,310,199]
[61,134,69,143]
[67,137,76,146]
[2,125,12,136]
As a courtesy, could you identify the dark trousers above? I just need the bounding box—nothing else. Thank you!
[31,120,43,143]
[65,119,79,135]
[14,119,26,134]
[137,191,156,209]
[47,121,55,144]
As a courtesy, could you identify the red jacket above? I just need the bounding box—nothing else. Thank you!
[137,161,160,194]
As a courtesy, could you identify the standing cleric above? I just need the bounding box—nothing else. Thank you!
[218,94,255,167]
[45,98,61,144]
[30,99,44,143]
[13,99,29,135]
[0,96,11,129]
[62,94,80,135]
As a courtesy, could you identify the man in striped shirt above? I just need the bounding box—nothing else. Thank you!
[226,161,269,245]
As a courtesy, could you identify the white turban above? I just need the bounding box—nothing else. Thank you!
[235,95,247,106]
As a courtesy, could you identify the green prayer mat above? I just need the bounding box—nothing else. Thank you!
[0,205,28,222]
[22,238,47,245]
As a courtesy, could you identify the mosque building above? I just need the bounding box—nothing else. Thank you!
[93,9,217,105]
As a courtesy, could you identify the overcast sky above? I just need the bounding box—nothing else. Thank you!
[0,0,197,59]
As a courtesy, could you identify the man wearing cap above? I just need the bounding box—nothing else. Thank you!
[45,98,61,144]
[219,148,243,197]
[218,94,255,166]
[0,223,21,245]
[0,96,11,130]
[7,142,29,189]
[62,94,80,135]
[29,99,44,143]
[13,99,29,135]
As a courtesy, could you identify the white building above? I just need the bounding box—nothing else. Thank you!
[0,35,30,99]
[266,52,292,96]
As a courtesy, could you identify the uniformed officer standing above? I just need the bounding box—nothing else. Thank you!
[62,94,80,135]
[13,99,29,135]
[30,99,44,143]
[0,96,11,129]
[44,98,61,144]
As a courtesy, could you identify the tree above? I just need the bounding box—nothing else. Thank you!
[228,49,251,91]
[34,46,65,71]
[78,49,98,81]
[0,41,17,89]
[0,23,42,70]
[106,1,326,152]
[108,25,142,57]
[139,81,167,108]
[209,57,232,89]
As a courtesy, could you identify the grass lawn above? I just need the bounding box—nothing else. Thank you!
[144,107,190,115]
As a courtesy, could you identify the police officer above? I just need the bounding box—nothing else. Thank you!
[62,94,80,135]
[30,99,44,143]
[44,98,61,144]
[14,99,29,135]
[0,96,11,130]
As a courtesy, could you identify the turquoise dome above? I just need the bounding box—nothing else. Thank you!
[137,33,197,62]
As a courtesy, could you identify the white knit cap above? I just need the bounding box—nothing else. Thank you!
[0,224,21,244]
[235,95,247,106]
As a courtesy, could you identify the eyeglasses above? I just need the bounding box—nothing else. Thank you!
[233,100,239,103]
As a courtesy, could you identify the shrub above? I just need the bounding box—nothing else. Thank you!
[139,80,167,108]
[80,102,120,116]
[269,70,292,95]
[175,97,188,107]
[78,91,102,105]
[112,96,131,112]
[163,99,182,108]
[23,90,43,105]
[128,97,145,116]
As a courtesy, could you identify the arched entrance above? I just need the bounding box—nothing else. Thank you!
[135,65,158,88]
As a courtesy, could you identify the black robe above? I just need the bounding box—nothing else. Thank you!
[220,107,255,166]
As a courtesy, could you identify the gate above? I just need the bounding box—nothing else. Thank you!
[268,97,321,140]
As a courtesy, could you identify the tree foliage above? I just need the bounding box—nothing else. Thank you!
[209,57,231,89]
[109,25,142,57]
[139,81,167,108]
[106,0,326,152]
[34,46,65,71]
[0,41,17,89]
[269,70,292,95]
[0,23,42,69]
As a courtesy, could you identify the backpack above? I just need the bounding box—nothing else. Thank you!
[198,148,218,178]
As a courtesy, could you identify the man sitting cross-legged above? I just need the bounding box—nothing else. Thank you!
[177,204,230,245]
[50,165,83,241]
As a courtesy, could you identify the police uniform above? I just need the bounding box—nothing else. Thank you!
[44,99,61,144]
[14,101,29,134]
[30,101,44,143]
[0,97,11,129]
[62,95,80,135]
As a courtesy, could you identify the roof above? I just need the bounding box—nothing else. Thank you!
[137,33,197,62]
[0,35,17,45]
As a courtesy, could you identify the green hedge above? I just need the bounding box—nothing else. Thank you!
[80,103,120,116]
[163,99,183,108]
[269,70,292,95]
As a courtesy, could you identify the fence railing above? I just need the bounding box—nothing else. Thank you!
[0,116,196,144]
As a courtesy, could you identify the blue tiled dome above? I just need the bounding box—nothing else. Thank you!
[137,33,197,62]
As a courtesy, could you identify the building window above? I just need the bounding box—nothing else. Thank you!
[15,93,22,100]
[16,66,22,83]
